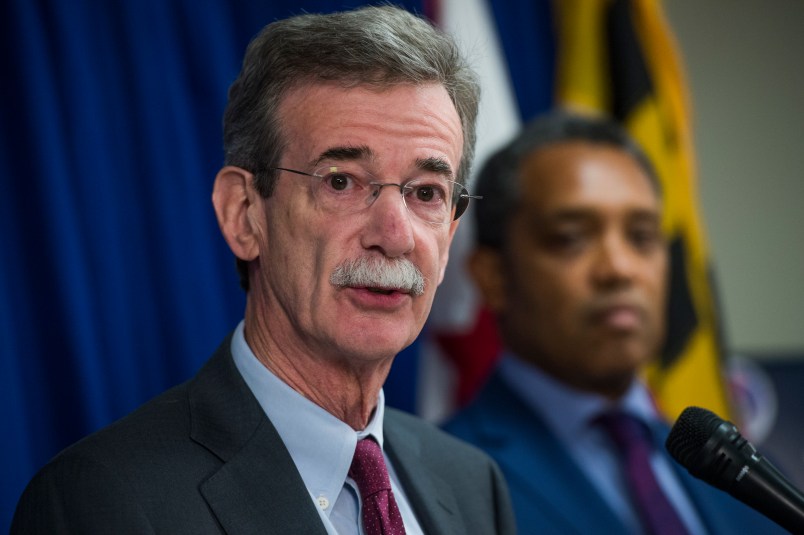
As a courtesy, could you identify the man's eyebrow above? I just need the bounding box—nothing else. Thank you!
[540,209,596,223]
[416,156,454,178]
[312,145,374,167]
[628,209,662,223]
[540,207,662,223]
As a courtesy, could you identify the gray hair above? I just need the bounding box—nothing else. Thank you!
[223,5,480,194]
[473,110,661,250]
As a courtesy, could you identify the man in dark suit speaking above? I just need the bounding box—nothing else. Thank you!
[12,6,514,534]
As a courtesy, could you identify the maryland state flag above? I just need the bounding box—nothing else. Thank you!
[554,0,732,421]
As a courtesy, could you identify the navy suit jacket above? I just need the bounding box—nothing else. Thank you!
[444,371,787,535]
[13,335,515,534]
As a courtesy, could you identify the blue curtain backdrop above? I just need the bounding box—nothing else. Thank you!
[0,0,469,528]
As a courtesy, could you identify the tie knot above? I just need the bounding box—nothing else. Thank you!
[595,411,652,454]
[349,438,392,499]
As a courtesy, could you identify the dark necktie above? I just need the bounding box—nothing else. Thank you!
[596,411,690,535]
[348,438,407,535]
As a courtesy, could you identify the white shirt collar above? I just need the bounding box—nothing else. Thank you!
[497,351,660,443]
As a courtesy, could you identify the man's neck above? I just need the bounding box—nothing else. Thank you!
[243,303,392,430]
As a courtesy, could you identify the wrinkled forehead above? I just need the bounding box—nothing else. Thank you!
[277,81,464,172]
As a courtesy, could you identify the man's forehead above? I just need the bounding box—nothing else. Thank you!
[278,81,463,172]
[278,79,454,114]
[519,192,663,221]
[519,144,657,200]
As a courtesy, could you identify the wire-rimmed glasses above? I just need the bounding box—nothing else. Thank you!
[268,164,481,224]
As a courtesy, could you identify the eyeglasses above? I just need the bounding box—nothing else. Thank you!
[268,165,481,225]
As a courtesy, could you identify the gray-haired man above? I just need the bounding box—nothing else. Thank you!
[13,7,514,534]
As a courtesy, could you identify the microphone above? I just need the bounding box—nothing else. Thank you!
[665,406,804,533]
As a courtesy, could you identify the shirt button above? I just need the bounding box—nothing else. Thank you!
[317,496,330,510]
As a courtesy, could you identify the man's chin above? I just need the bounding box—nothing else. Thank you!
[584,341,655,377]
[593,333,655,359]
[334,332,416,363]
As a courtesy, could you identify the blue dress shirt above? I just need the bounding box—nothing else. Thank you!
[230,320,424,535]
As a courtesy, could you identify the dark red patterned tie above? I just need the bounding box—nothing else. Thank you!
[348,438,407,535]
[596,412,690,535]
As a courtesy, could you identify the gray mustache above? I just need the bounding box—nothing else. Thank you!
[330,257,425,296]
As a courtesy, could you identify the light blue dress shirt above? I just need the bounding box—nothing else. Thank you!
[498,353,708,535]
[230,320,424,535]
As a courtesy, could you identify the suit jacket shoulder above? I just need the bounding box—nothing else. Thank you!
[12,335,326,535]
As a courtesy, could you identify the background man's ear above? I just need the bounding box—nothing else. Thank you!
[467,246,507,313]
[212,166,262,262]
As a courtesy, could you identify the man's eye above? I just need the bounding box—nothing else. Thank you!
[553,232,583,246]
[630,228,663,249]
[542,230,586,252]
[409,184,445,203]
[416,186,435,202]
[325,173,352,191]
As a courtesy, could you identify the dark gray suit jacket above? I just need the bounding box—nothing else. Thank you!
[12,336,515,534]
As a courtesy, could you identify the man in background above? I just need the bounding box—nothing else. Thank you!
[444,111,785,534]
[13,6,514,534]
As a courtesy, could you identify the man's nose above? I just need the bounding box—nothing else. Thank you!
[591,234,637,288]
[360,185,415,258]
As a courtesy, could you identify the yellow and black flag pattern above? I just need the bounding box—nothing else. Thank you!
[554,0,732,421]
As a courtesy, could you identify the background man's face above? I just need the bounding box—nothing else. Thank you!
[481,141,668,398]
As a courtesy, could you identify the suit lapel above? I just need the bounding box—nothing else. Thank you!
[472,373,627,534]
[189,337,328,535]
[199,421,328,535]
[384,412,467,535]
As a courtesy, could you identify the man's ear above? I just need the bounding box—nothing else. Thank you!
[467,246,507,313]
[212,166,263,262]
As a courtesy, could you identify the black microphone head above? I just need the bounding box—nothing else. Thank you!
[666,406,757,492]
[667,407,804,533]
[666,406,725,468]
